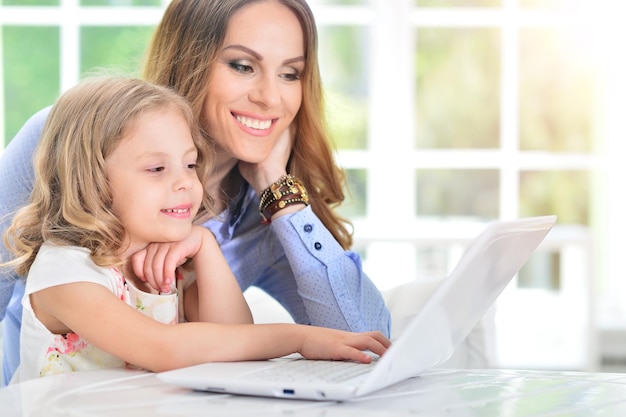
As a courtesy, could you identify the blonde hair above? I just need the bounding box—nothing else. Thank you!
[142,0,353,249]
[3,76,214,276]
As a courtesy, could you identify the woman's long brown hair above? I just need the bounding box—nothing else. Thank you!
[142,0,354,249]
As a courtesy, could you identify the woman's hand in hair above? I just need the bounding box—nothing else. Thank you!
[239,124,294,195]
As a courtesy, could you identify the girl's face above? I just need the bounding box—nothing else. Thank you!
[202,1,304,164]
[105,107,203,256]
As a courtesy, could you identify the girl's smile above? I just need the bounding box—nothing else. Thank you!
[161,204,194,218]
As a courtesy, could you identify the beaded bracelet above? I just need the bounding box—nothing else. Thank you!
[259,174,309,223]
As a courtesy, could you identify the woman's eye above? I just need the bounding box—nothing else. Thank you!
[229,61,253,74]
[281,73,300,82]
[186,163,198,169]
[148,166,165,173]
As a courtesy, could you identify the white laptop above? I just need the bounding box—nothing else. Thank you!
[158,215,557,401]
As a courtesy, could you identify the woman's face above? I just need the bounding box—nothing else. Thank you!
[202,1,305,164]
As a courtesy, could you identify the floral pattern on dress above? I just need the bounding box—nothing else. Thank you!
[40,333,126,377]
[38,267,178,377]
[123,269,179,325]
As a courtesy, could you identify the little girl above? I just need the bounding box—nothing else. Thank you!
[2,76,390,383]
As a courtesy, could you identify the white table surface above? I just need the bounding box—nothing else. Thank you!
[2,367,626,416]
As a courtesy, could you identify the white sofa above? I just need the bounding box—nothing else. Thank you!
[245,278,494,369]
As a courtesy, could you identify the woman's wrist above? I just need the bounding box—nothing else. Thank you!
[247,170,288,195]
[258,174,309,223]
[265,201,306,222]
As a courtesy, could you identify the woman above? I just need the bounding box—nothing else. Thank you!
[0,0,391,384]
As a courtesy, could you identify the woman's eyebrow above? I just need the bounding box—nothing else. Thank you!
[284,56,306,66]
[223,44,305,65]
[223,44,262,60]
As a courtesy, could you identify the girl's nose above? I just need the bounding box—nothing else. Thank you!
[173,171,194,191]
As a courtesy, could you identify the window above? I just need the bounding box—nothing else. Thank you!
[2,0,622,371]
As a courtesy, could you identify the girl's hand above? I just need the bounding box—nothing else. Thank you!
[239,124,294,195]
[298,329,391,364]
[131,226,208,293]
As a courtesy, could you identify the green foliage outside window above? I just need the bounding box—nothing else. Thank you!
[416,0,500,6]
[338,169,367,218]
[2,26,60,147]
[416,169,499,219]
[519,28,594,152]
[1,0,59,5]
[80,26,154,77]
[317,0,369,4]
[416,28,501,149]
[519,170,589,224]
[80,0,161,5]
[0,3,595,228]
[319,25,369,150]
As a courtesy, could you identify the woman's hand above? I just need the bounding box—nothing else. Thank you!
[131,226,208,293]
[239,124,294,195]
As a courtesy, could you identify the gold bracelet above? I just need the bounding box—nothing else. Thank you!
[258,174,309,223]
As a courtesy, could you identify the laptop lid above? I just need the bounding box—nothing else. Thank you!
[356,214,557,396]
[157,215,557,401]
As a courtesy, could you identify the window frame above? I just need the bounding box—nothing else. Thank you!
[2,0,621,371]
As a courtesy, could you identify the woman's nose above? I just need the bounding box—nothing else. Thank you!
[249,75,281,108]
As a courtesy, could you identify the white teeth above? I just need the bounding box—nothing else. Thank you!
[164,208,188,213]
[236,115,272,130]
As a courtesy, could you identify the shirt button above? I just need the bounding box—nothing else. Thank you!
[304,224,313,233]
[314,242,322,250]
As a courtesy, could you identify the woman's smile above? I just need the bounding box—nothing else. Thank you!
[233,112,277,136]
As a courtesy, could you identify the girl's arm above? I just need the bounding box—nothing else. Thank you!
[30,282,390,372]
[184,228,252,323]
[132,226,252,324]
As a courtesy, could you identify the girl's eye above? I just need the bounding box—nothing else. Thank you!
[148,166,165,173]
[229,61,253,74]
[186,163,198,170]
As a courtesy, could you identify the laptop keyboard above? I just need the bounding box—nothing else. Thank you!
[246,359,375,383]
